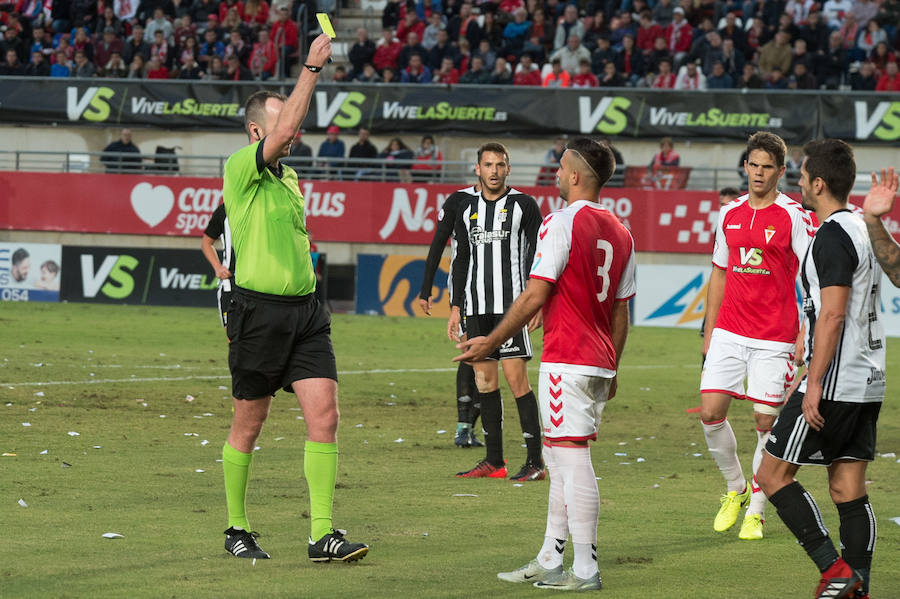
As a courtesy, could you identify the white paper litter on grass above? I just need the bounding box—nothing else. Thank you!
[394,438,404,443]
[513,483,523,488]
[93,446,102,449]
[252,558,257,566]
[618,442,627,445]
[880,452,896,458]
[195,469,205,473]
[67,431,79,436]
[692,453,703,457]
[159,415,166,418]
[636,458,646,463]
[218,386,227,390]
[102,532,124,539]
[29,407,37,412]
[22,422,31,427]
[185,395,194,402]
[453,494,478,497]
[614,452,627,456]
[890,517,900,526]
[274,437,285,441]
[652,484,660,489]
[355,424,363,428]
[201,440,209,446]
[385,402,396,406]
[203,413,214,417]
[34,391,44,397]
[436,430,446,434]
[18,499,27,507]
[39,450,48,455]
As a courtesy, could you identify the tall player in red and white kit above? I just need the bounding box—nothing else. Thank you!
[701,131,815,540]
[456,138,635,591]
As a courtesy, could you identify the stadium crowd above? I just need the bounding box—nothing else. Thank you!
[0,0,898,90]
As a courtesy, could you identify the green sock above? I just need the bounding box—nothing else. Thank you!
[222,443,253,531]
[304,440,338,542]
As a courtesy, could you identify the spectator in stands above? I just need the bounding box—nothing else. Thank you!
[123,24,151,65]
[766,65,789,88]
[421,12,444,50]
[102,51,129,77]
[101,128,141,173]
[379,137,414,181]
[382,0,403,30]
[513,52,541,85]
[127,54,146,78]
[850,60,879,90]
[146,7,175,45]
[591,34,616,74]
[858,19,888,56]
[287,130,313,168]
[665,7,692,66]
[50,49,71,77]
[221,7,250,41]
[719,37,744,80]
[397,31,426,70]
[650,56,677,87]
[374,27,402,73]
[71,49,95,77]
[553,4,583,50]
[541,57,571,86]
[397,10,426,46]
[817,30,848,88]
[581,9,609,52]
[870,42,896,75]
[357,62,382,82]
[650,137,679,168]
[203,55,226,79]
[94,27,124,69]
[242,0,269,28]
[412,134,443,181]
[225,29,250,65]
[851,0,879,27]
[488,56,511,84]
[198,28,224,67]
[174,15,197,49]
[572,58,599,87]
[784,146,803,186]
[249,27,276,79]
[550,33,590,75]
[675,58,706,89]
[448,1,480,51]
[610,11,639,50]
[615,34,645,85]
[473,38,496,71]
[636,11,662,55]
[348,127,378,175]
[192,0,220,24]
[876,60,900,91]
[502,7,530,58]
[347,27,376,80]
[146,55,170,79]
[480,9,504,50]
[24,49,50,76]
[426,28,456,71]
[789,61,817,88]
[706,60,733,87]
[459,54,491,83]
[218,0,244,23]
[527,9,553,53]
[401,52,431,82]
[318,125,346,175]
[717,11,746,54]
[433,55,459,83]
[644,35,671,73]
[799,10,829,53]
[744,17,765,56]
[178,52,203,78]
[785,0,814,24]
[838,13,859,52]
[653,0,676,27]
[790,37,812,72]
[95,5,124,37]
[71,27,94,63]
[696,30,725,75]
[224,52,251,79]
[536,136,565,185]
[456,37,472,72]
[0,48,25,75]
[270,6,298,70]
[758,30,791,78]
[599,60,625,86]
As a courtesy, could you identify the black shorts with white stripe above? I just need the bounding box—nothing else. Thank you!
[766,389,881,466]
[465,314,532,361]
[217,289,233,328]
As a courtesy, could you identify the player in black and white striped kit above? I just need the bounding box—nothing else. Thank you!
[450,142,545,482]
[201,203,235,327]
[756,140,889,599]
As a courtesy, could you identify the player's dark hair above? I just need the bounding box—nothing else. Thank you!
[802,138,855,201]
[477,142,510,164]
[243,90,287,137]
[41,260,59,274]
[12,248,29,266]
[719,187,740,197]
[567,137,615,188]
[746,131,787,167]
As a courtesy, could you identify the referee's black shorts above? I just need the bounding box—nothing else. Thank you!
[766,389,881,466]
[227,286,337,399]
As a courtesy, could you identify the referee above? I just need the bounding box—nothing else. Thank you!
[219,33,368,563]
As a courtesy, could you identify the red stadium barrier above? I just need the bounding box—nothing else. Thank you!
[2,172,894,254]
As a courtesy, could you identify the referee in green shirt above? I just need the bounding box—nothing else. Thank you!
[220,32,368,563]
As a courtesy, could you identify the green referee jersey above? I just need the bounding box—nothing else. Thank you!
[223,139,316,296]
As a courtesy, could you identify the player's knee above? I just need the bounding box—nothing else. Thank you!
[752,405,778,429]
[699,406,726,424]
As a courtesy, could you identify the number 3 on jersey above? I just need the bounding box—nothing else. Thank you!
[596,239,613,302]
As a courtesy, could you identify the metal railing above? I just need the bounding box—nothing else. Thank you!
[0,149,757,190]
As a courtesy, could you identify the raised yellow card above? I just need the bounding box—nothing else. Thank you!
[316,13,336,38]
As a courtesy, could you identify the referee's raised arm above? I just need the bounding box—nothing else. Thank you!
[258,33,332,165]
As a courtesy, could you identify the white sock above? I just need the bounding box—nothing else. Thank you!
[540,444,568,569]
[554,445,599,579]
[747,428,770,517]
[702,418,745,493]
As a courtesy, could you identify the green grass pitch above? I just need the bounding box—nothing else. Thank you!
[1,302,898,598]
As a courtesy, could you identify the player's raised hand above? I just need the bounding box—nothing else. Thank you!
[418,296,433,316]
[862,167,899,218]
[454,336,491,363]
[305,33,333,69]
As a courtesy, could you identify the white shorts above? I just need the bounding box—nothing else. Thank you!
[538,370,611,442]
[701,329,796,407]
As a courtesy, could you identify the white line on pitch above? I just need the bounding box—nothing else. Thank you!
[0,364,694,388]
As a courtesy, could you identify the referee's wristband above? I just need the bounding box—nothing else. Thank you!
[304,63,323,73]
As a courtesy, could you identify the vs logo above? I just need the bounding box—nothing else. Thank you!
[81,254,138,299]
[739,247,763,266]
[67,86,115,122]
[578,96,631,135]
[314,91,365,128]
[855,101,900,141]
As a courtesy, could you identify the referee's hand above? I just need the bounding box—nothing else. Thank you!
[306,33,333,69]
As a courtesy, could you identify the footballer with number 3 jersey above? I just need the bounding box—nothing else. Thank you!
[455,138,633,591]
[700,131,815,542]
